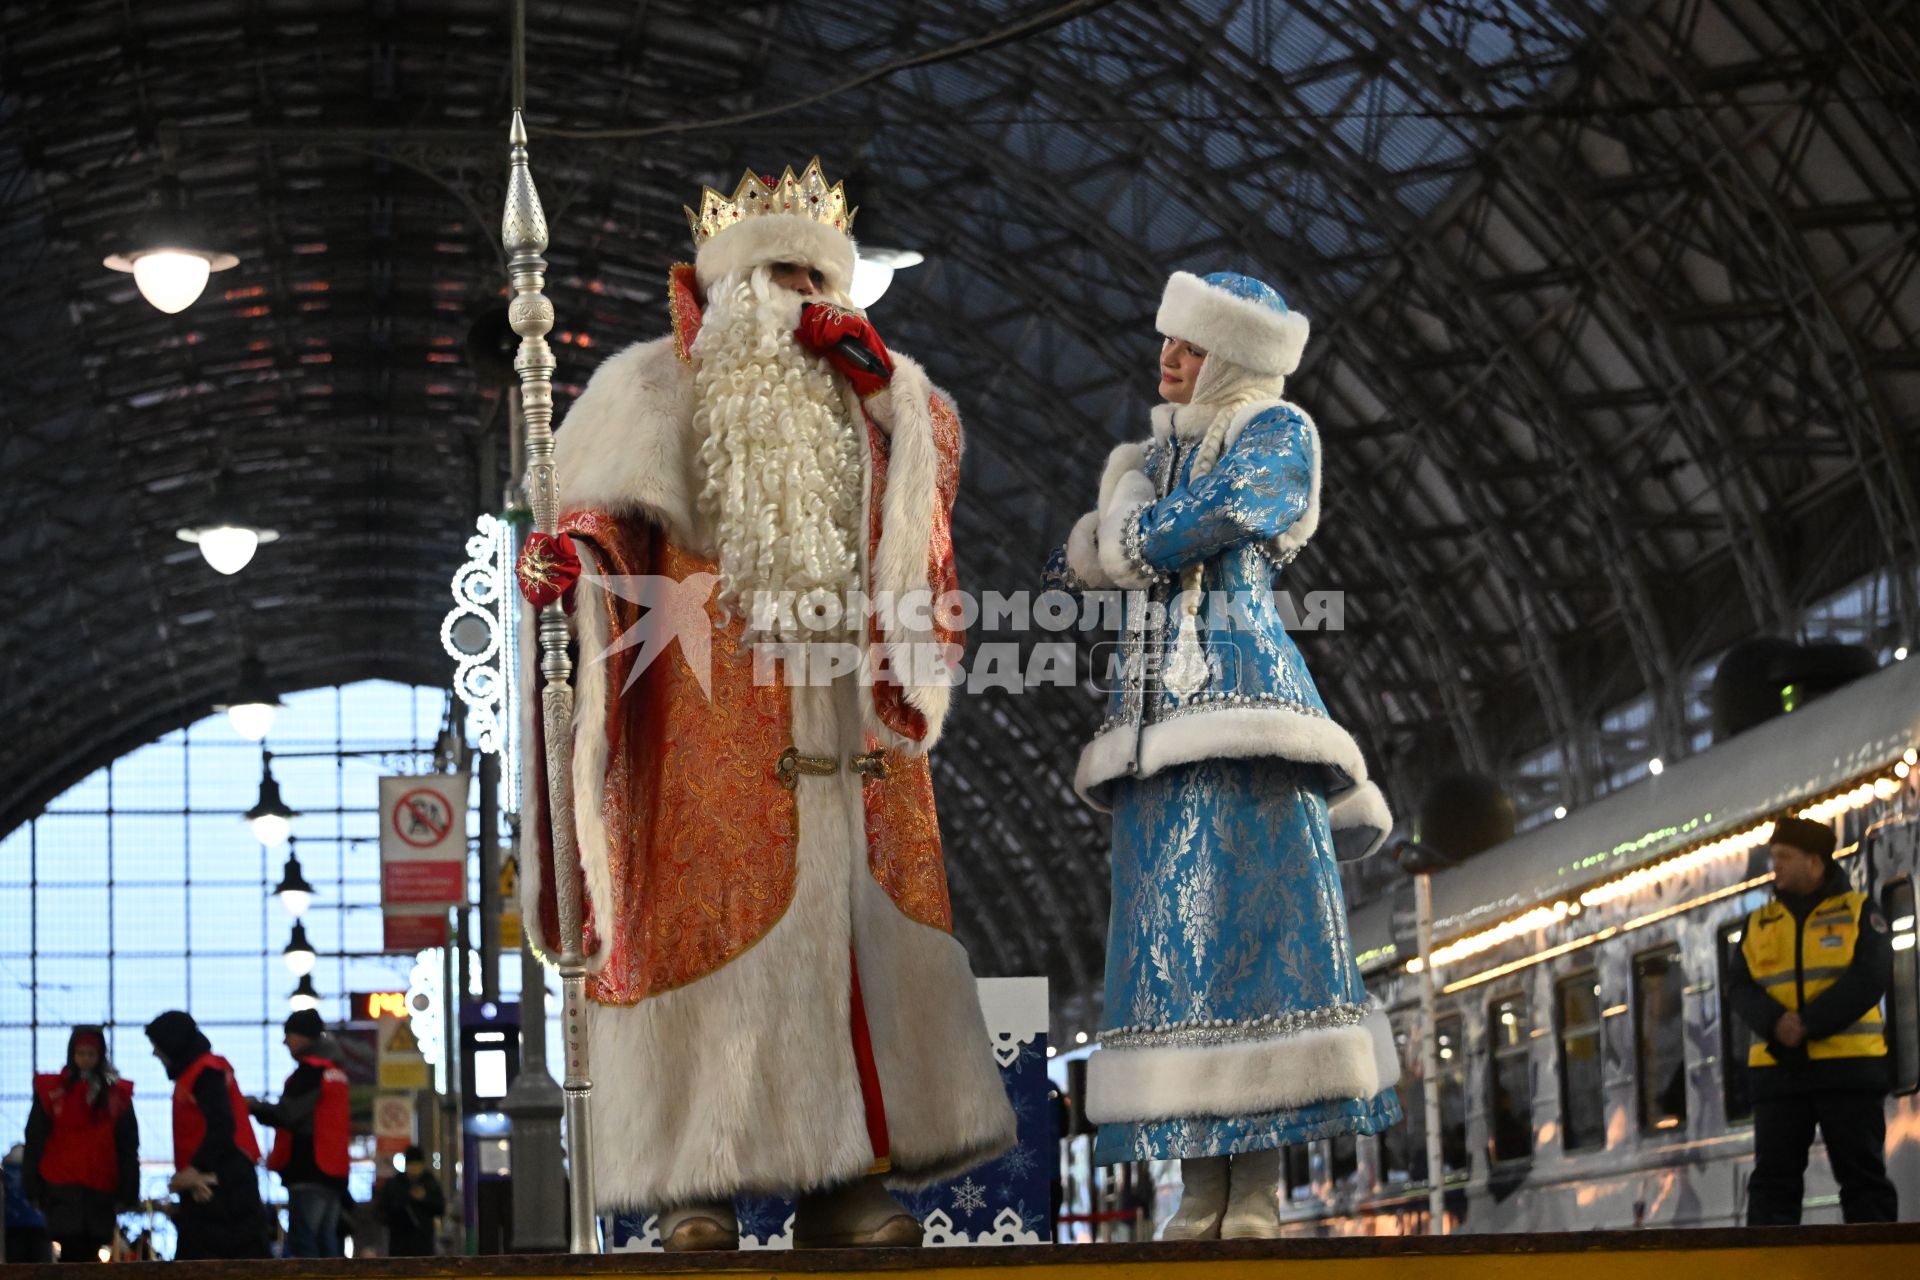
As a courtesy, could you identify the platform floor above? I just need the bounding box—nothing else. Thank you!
[8,1225,1920,1277]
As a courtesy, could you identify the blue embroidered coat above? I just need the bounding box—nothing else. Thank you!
[1045,395,1401,1160]
[1045,397,1390,859]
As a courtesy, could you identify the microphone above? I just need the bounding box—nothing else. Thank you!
[832,335,889,379]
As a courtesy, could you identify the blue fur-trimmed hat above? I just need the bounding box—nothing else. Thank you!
[1156,270,1309,377]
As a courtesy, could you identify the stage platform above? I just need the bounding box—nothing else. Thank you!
[9,1225,1920,1277]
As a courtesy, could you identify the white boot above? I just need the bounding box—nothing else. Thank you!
[1218,1148,1283,1239]
[1158,1155,1228,1241]
[658,1199,738,1252]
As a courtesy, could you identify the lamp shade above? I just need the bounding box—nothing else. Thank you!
[177,470,278,576]
[288,974,320,1012]
[850,246,924,309]
[103,197,238,315]
[283,921,316,977]
[273,848,315,918]
[221,656,287,743]
[245,756,296,847]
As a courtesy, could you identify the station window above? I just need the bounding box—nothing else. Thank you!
[1555,970,1605,1152]
[1435,1012,1469,1175]
[1488,993,1533,1162]
[1716,919,1754,1123]
[1884,878,1919,1097]
[1634,946,1689,1133]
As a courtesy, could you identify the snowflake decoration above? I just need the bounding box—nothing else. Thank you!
[952,1177,988,1215]
[996,1144,1040,1181]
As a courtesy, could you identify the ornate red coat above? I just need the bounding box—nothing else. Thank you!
[520,266,1013,1211]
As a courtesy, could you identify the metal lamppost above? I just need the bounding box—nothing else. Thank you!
[1394,839,1458,1236]
[503,110,596,1253]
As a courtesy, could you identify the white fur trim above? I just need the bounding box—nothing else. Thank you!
[515,549,614,975]
[694,216,856,300]
[554,337,701,549]
[1084,1007,1395,1125]
[862,351,960,753]
[1097,470,1156,590]
[568,544,617,974]
[1075,706,1383,827]
[581,676,1011,1211]
[1327,780,1392,862]
[1156,271,1309,378]
[1098,442,1147,510]
[1064,511,1109,588]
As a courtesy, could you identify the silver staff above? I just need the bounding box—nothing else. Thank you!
[502,108,598,1254]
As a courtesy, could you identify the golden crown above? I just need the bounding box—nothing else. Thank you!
[684,157,856,250]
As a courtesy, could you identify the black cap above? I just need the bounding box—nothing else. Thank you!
[284,1009,326,1038]
[1770,815,1836,860]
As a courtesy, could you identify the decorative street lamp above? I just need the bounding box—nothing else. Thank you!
[245,753,296,847]
[282,921,316,978]
[273,840,315,919]
[221,657,287,742]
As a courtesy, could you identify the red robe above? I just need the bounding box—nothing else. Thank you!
[521,265,1013,1211]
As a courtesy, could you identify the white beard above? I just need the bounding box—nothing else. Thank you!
[691,268,865,642]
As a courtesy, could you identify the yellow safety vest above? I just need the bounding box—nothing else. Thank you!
[1742,888,1887,1067]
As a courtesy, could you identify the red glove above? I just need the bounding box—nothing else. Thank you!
[795,302,894,400]
[516,532,581,610]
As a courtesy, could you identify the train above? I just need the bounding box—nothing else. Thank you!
[1278,655,1920,1233]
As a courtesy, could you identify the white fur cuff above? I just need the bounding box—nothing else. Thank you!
[1328,780,1392,862]
[1097,471,1158,589]
[1157,271,1309,378]
[1064,511,1110,589]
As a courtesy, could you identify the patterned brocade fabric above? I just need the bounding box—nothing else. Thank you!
[565,515,801,1005]
[861,743,954,934]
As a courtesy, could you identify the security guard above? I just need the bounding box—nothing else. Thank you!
[1726,816,1896,1223]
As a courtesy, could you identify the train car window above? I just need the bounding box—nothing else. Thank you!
[1377,1019,1421,1186]
[1435,1012,1470,1174]
[1716,919,1754,1123]
[1488,993,1533,1162]
[1330,1133,1359,1190]
[1885,878,1919,1096]
[1556,970,1605,1152]
[1283,1144,1313,1201]
[1634,945,1689,1133]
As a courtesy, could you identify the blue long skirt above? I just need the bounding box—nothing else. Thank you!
[1093,756,1400,1163]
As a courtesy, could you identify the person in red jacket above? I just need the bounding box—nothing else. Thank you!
[247,1009,350,1258]
[22,1026,138,1262]
[143,1011,268,1260]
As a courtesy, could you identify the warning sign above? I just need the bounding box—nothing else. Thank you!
[379,775,468,907]
[500,856,522,951]
[378,1015,431,1091]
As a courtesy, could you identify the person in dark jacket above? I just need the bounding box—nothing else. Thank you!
[373,1146,445,1257]
[5,1142,54,1263]
[247,1010,351,1258]
[143,1011,269,1260]
[22,1026,138,1263]
[1726,816,1897,1224]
